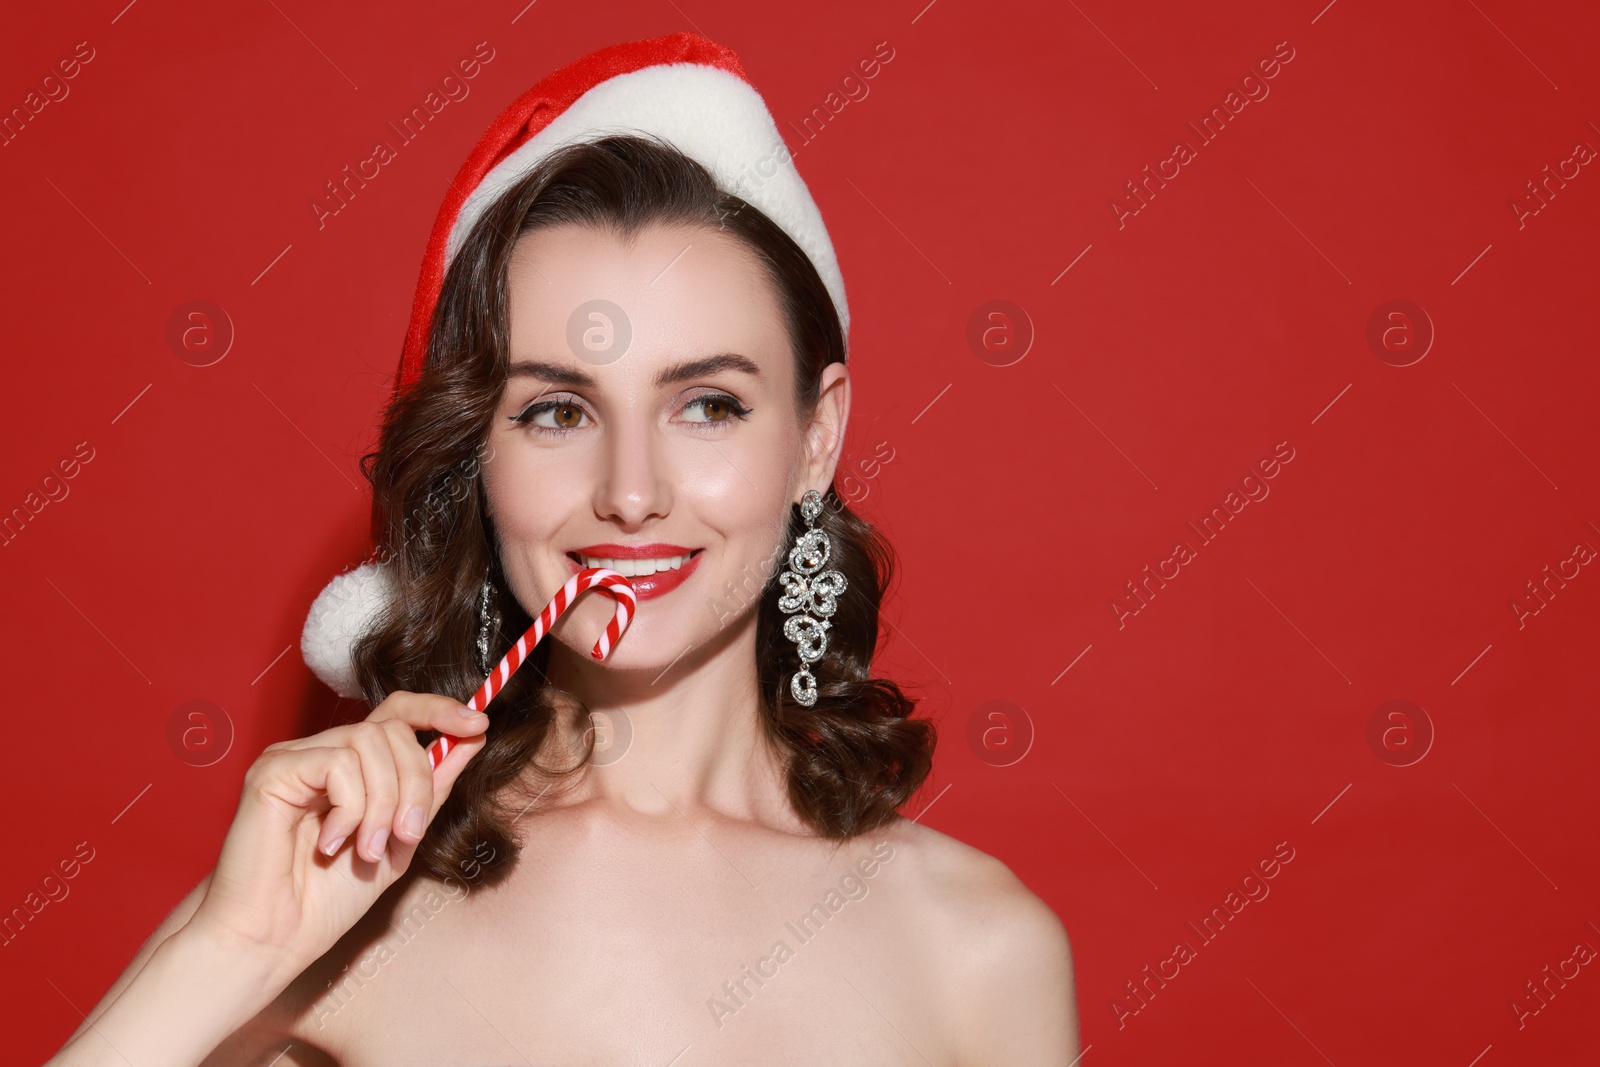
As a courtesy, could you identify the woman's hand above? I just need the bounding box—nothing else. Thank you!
[185,692,490,981]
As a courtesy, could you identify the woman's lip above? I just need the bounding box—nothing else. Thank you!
[569,542,697,559]
[564,549,703,601]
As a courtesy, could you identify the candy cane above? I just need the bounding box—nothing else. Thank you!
[425,568,637,770]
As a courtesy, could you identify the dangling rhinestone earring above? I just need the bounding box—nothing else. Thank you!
[777,489,848,707]
[475,574,495,677]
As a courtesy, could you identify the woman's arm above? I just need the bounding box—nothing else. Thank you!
[51,870,346,1067]
[43,691,492,1067]
[56,872,213,1049]
[46,917,297,1067]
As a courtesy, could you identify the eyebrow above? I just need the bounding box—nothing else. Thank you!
[506,352,763,390]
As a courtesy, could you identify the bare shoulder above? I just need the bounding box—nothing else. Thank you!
[875,817,1070,946]
[877,818,1081,1064]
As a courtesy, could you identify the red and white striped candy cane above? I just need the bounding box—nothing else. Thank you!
[424,568,637,770]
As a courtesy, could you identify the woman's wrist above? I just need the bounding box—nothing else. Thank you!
[48,920,293,1067]
[175,911,302,988]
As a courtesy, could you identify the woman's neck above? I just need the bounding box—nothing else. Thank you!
[541,611,801,831]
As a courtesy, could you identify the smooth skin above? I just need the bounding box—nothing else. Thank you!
[48,221,1080,1066]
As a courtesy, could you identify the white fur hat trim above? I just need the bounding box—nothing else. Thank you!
[299,560,395,700]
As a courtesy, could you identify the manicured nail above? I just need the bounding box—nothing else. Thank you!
[323,835,345,856]
[457,703,480,718]
[367,828,388,858]
[401,807,425,840]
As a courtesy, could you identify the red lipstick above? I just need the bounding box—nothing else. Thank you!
[566,543,704,601]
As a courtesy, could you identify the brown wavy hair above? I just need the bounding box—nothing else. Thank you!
[351,134,935,891]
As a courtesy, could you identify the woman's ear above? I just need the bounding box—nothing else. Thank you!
[800,362,851,496]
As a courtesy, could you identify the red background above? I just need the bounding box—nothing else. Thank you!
[4,1,1598,1063]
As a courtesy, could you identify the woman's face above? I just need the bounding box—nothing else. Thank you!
[481,220,848,674]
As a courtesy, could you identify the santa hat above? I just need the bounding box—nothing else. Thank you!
[301,31,849,700]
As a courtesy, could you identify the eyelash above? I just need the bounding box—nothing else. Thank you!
[509,393,753,436]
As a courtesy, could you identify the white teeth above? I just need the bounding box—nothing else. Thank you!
[579,553,690,577]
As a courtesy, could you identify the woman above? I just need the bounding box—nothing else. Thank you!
[49,33,1079,1066]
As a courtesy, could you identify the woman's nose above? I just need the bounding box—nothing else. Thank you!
[592,413,670,527]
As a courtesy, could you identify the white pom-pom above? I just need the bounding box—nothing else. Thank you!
[300,560,396,700]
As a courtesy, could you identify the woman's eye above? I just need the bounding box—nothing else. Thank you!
[682,393,753,425]
[511,400,590,432]
[509,394,751,434]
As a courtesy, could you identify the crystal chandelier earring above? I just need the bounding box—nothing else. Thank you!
[777,489,847,707]
[475,574,496,677]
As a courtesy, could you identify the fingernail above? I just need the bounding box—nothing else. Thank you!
[368,828,388,858]
[457,703,480,718]
[323,835,345,856]
[401,807,425,840]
